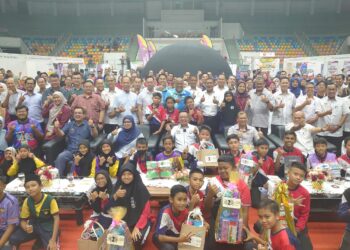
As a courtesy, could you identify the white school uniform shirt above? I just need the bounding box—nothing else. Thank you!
[342,95,350,132]
[137,88,156,124]
[101,88,122,125]
[295,95,320,123]
[285,123,315,156]
[271,91,296,126]
[112,90,138,125]
[194,91,220,117]
[170,124,198,152]
[316,96,347,137]
[213,85,229,103]
[185,86,202,99]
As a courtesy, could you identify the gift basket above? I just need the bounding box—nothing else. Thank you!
[178,207,206,250]
[238,152,257,187]
[214,183,243,244]
[105,207,134,250]
[78,219,106,250]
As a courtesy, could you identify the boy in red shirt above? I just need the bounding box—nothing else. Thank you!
[338,137,350,175]
[251,138,275,208]
[286,162,313,250]
[226,134,241,166]
[273,131,304,179]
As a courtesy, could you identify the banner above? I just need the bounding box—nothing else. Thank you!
[0,52,84,78]
[147,40,157,59]
[137,34,150,65]
[253,57,280,76]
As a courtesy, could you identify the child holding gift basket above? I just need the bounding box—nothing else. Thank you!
[105,163,151,250]
[204,154,255,250]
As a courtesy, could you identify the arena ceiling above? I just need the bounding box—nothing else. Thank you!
[1,0,349,17]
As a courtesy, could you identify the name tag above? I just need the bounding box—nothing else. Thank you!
[222,197,241,209]
[240,158,255,167]
[205,155,218,163]
[107,233,125,246]
[184,236,202,248]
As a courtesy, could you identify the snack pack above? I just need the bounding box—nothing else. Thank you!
[214,183,243,244]
[146,159,173,179]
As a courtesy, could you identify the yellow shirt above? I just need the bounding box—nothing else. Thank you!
[7,156,46,177]
[20,194,59,219]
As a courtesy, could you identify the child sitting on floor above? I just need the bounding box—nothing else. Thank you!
[307,137,337,170]
[245,199,301,250]
[153,184,190,250]
[10,174,60,250]
[7,145,45,178]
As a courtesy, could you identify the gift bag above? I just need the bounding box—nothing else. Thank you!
[239,153,257,187]
[273,182,296,236]
[196,149,219,167]
[146,160,173,179]
[214,183,244,244]
[178,208,206,250]
[105,207,134,250]
[78,219,106,250]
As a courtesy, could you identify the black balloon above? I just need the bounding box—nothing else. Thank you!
[142,42,232,77]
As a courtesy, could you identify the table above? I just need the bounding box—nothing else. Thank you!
[6,178,96,225]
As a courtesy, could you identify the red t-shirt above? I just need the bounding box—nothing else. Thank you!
[289,185,310,231]
[270,228,297,250]
[252,153,275,175]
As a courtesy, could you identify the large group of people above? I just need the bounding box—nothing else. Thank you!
[0,66,349,250]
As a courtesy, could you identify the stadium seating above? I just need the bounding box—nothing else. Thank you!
[23,37,58,56]
[309,36,345,55]
[59,36,130,64]
[237,36,306,58]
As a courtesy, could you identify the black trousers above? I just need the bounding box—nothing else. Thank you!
[204,115,219,135]
[255,127,268,136]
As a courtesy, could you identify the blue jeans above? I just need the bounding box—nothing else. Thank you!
[54,150,74,176]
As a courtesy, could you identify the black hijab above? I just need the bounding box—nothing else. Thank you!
[97,140,117,172]
[75,139,94,177]
[92,170,114,196]
[221,90,239,126]
[109,162,150,228]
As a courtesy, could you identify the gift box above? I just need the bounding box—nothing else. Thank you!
[196,149,219,167]
[146,159,174,179]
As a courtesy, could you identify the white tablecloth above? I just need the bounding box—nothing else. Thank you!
[5,178,96,195]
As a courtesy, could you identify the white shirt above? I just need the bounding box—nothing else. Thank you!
[101,88,121,125]
[285,123,315,155]
[171,124,198,152]
[271,91,296,125]
[137,88,156,124]
[7,89,25,115]
[316,96,347,137]
[195,91,220,117]
[112,90,138,125]
[34,83,50,93]
[295,95,320,123]
[213,85,229,103]
[247,88,275,128]
[185,86,202,99]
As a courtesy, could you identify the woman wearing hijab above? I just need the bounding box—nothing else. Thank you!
[89,170,114,218]
[92,140,119,178]
[219,91,239,133]
[73,139,95,177]
[107,115,143,161]
[0,147,15,183]
[105,163,151,250]
[290,77,303,98]
[234,81,250,111]
[42,91,71,140]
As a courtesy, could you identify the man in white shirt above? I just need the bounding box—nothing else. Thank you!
[271,77,296,130]
[246,76,274,135]
[101,75,122,134]
[137,76,156,124]
[109,76,138,125]
[1,77,24,121]
[316,82,348,155]
[195,78,220,133]
[286,111,329,156]
[295,82,320,125]
[343,94,350,139]
[171,111,198,152]
[213,74,228,103]
[185,75,202,99]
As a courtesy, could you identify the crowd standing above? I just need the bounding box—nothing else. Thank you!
[0,67,349,249]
